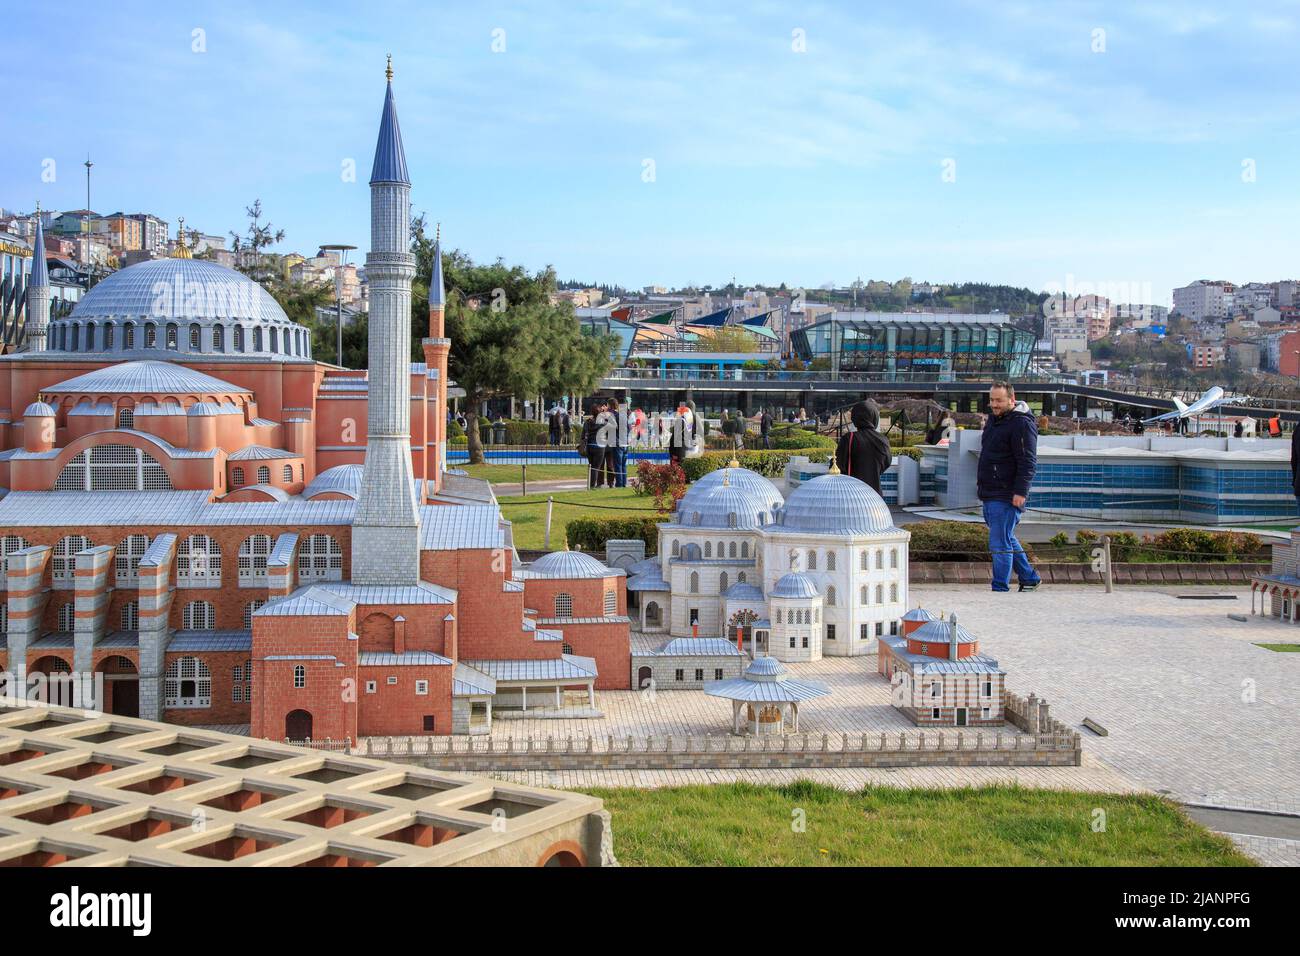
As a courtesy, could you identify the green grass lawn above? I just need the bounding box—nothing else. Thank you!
[588,782,1254,866]
[1255,643,1300,652]
[497,487,661,550]
[454,463,589,484]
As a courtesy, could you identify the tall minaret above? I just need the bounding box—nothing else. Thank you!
[422,223,450,495]
[352,57,421,586]
[24,202,49,352]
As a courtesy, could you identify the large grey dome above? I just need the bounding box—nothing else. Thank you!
[525,550,615,579]
[779,474,895,535]
[48,258,312,361]
[675,466,783,528]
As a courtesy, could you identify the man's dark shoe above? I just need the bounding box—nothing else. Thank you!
[1018,581,1041,592]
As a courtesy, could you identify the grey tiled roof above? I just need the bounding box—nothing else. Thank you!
[452,663,496,697]
[0,492,353,528]
[46,360,250,395]
[265,654,337,661]
[780,473,897,535]
[315,581,456,605]
[419,504,504,550]
[522,550,620,580]
[652,638,744,657]
[535,616,631,625]
[269,533,298,565]
[256,587,355,617]
[228,445,297,460]
[463,654,599,682]
[234,484,289,502]
[903,652,1003,675]
[30,633,75,648]
[626,572,670,591]
[99,631,140,648]
[168,630,252,652]
[357,651,453,666]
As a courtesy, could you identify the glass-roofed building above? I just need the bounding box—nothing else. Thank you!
[791,311,1035,381]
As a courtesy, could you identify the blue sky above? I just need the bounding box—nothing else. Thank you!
[3,0,1298,304]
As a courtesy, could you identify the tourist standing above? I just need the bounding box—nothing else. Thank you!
[581,406,603,488]
[835,400,892,496]
[760,408,772,449]
[561,408,572,444]
[547,405,562,446]
[976,382,1041,593]
[613,400,631,487]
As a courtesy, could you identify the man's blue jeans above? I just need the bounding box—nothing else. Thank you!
[614,446,628,487]
[982,499,1039,592]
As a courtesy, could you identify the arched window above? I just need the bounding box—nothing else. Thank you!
[719,571,729,593]
[165,656,211,708]
[860,585,868,606]
[826,586,836,606]
[144,323,156,348]
[85,321,96,350]
[671,539,680,557]
[57,602,75,632]
[238,535,272,584]
[52,535,92,586]
[165,323,178,350]
[297,534,342,583]
[183,600,215,630]
[704,542,712,558]
[244,600,266,629]
[282,464,293,482]
[121,601,139,630]
[827,551,837,571]
[293,665,306,688]
[738,571,746,583]
[55,444,172,491]
[124,323,134,349]
[689,571,699,593]
[104,323,114,349]
[728,541,737,558]
[115,534,151,585]
[890,549,899,569]
[860,549,868,571]
[0,534,27,576]
[776,608,782,624]
[876,550,884,569]
[253,327,263,351]
[876,584,884,603]
[270,327,279,353]
[177,534,221,584]
[807,550,817,570]
[554,593,573,616]
[189,324,201,350]
[562,643,574,655]
[232,466,245,488]
[604,590,617,615]
[69,324,79,350]
[234,325,245,352]
[741,541,749,558]
[890,583,898,602]
[116,406,134,429]
[256,465,270,484]
[212,325,224,352]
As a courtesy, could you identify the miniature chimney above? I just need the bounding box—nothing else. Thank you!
[393,615,406,654]
[949,611,958,661]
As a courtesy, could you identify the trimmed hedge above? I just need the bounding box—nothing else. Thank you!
[478,418,550,445]
[907,520,1032,563]
[566,515,670,556]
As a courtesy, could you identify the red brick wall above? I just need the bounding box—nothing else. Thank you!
[356,664,453,736]
[423,550,554,660]
[162,649,252,725]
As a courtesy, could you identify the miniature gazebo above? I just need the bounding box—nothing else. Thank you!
[704,655,830,735]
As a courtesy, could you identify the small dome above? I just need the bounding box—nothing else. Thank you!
[770,572,820,599]
[45,360,249,397]
[912,619,977,645]
[527,550,613,579]
[303,464,364,499]
[23,401,55,417]
[780,473,894,535]
[188,401,241,416]
[745,656,786,679]
[902,608,939,622]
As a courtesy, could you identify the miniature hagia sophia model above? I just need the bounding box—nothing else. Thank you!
[0,66,631,740]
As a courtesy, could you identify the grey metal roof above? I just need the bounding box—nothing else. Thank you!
[23,401,55,417]
[523,550,616,579]
[534,616,631,625]
[256,587,355,617]
[429,238,445,307]
[625,572,670,591]
[269,533,298,566]
[462,654,599,682]
[303,464,363,499]
[29,217,48,286]
[45,360,250,396]
[452,663,496,697]
[0,491,354,528]
[188,401,241,416]
[653,637,744,657]
[99,631,139,648]
[358,651,453,666]
[30,633,75,648]
[132,402,184,417]
[675,478,782,530]
[911,619,978,645]
[228,445,297,460]
[168,630,252,652]
[900,651,1003,675]
[703,667,830,703]
[67,402,114,417]
[723,582,765,602]
[902,608,939,622]
[779,473,896,535]
[770,572,820,599]
[677,466,784,516]
[315,581,456,606]
[232,484,289,502]
[419,504,505,550]
[265,654,337,661]
[370,78,411,185]
[626,557,661,576]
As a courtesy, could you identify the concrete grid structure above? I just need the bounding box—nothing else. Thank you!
[0,65,633,743]
[0,701,614,866]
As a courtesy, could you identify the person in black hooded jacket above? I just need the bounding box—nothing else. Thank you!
[835,400,892,496]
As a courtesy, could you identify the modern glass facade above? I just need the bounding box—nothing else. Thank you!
[792,313,1035,380]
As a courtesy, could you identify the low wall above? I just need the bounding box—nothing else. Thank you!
[328,729,1082,771]
[910,561,1266,586]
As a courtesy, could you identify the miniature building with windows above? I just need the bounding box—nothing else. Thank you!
[1249,529,1300,624]
[877,610,1006,727]
[0,67,630,740]
[624,461,910,666]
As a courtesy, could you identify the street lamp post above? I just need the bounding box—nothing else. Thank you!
[319,244,357,366]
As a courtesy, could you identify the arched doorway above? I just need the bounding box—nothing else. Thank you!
[644,601,662,629]
[637,666,653,690]
[285,709,313,741]
[96,656,139,718]
[728,609,758,650]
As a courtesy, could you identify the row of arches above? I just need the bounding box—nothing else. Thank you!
[53,598,270,633]
[671,539,752,560]
[551,590,618,617]
[13,532,342,588]
[231,464,305,488]
[50,319,310,358]
[687,569,750,594]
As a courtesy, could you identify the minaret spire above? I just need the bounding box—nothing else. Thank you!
[352,63,421,586]
[25,202,50,352]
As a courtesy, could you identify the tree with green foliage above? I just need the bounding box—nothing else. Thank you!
[229,199,285,284]
[408,215,615,464]
[695,325,758,353]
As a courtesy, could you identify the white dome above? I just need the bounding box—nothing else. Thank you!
[675,466,783,528]
[780,474,895,535]
[770,572,820,599]
[526,550,614,579]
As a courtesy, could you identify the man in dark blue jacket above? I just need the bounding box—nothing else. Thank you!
[977,382,1042,593]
